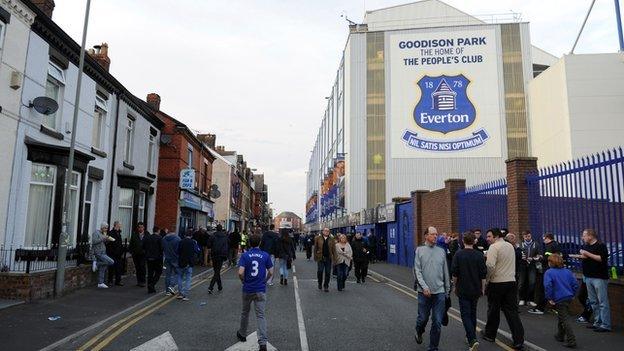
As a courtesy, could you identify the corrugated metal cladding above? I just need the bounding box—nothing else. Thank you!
[382,23,531,202]
[366,32,386,208]
[345,33,368,213]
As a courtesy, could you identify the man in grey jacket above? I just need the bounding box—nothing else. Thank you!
[414,226,450,351]
[92,222,115,289]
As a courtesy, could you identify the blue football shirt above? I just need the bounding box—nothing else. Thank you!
[239,247,273,293]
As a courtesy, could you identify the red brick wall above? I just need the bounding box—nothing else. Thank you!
[506,157,537,235]
[413,179,465,245]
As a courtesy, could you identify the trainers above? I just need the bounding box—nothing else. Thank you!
[97,283,109,289]
[575,316,588,323]
[527,301,537,307]
[176,295,184,300]
[527,308,544,315]
[415,331,423,344]
[236,331,246,342]
[182,297,189,301]
[518,300,525,306]
[208,289,213,295]
[469,340,480,351]
[480,331,495,342]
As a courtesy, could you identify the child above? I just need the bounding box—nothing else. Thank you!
[544,254,579,348]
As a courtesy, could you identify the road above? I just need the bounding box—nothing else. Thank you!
[45,252,512,351]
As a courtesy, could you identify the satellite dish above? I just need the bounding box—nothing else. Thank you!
[160,134,172,145]
[210,189,221,199]
[29,96,58,115]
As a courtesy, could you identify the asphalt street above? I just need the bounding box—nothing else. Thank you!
[46,253,510,351]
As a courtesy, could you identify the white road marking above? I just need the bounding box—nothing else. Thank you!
[292,266,310,351]
[130,331,178,351]
[224,332,277,351]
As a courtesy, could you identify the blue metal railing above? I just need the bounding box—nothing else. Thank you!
[458,179,508,233]
[527,147,624,273]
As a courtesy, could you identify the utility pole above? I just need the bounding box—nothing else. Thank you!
[55,0,92,297]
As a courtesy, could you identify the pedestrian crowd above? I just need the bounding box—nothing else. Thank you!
[412,225,613,351]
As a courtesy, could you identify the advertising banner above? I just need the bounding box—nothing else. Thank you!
[389,27,503,158]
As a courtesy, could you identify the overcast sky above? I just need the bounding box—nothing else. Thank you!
[53,0,621,218]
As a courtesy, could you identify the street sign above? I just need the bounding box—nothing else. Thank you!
[179,169,195,189]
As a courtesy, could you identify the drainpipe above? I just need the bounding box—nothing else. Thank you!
[615,0,624,52]
[107,92,122,224]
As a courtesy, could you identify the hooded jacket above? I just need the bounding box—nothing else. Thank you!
[210,230,229,259]
[162,233,181,264]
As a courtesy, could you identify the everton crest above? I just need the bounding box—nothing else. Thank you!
[401,74,489,152]
[413,74,475,134]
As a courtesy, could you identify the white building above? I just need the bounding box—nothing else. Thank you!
[305,0,558,226]
[2,2,163,250]
[529,53,624,166]
[0,0,35,246]
[209,147,235,231]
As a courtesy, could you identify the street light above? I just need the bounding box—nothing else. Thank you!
[55,0,92,297]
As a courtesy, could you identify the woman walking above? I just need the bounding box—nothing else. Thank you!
[335,234,353,291]
[276,231,296,285]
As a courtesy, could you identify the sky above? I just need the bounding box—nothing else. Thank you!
[52,0,622,218]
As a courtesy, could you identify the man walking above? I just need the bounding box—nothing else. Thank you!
[177,230,200,301]
[413,226,450,351]
[572,228,611,332]
[129,222,148,287]
[144,226,163,294]
[451,232,486,351]
[260,224,279,286]
[236,234,273,351]
[519,230,539,307]
[162,228,181,295]
[351,232,369,283]
[106,221,124,286]
[228,229,241,266]
[314,227,336,292]
[209,224,229,294]
[482,228,524,350]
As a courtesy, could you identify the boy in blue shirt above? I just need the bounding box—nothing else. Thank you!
[237,234,274,351]
[544,254,579,348]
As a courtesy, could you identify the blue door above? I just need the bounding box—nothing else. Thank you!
[397,202,415,267]
[386,222,398,265]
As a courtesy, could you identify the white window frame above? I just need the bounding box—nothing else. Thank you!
[25,164,57,248]
[0,22,5,50]
[66,171,81,247]
[44,77,62,130]
[92,108,106,150]
[147,133,156,173]
[48,61,66,84]
[124,117,134,163]
[187,146,193,167]
[137,192,146,224]
[83,180,94,241]
[118,188,134,241]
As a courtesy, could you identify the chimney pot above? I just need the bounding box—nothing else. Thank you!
[32,0,55,18]
[146,93,161,111]
[88,42,111,71]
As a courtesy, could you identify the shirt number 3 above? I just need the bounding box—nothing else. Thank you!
[251,260,259,277]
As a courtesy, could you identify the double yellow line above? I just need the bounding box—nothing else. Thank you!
[368,274,514,351]
[78,267,230,351]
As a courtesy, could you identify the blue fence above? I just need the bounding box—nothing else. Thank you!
[458,179,508,233]
[527,148,624,273]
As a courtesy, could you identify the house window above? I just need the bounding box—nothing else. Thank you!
[66,172,81,246]
[202,162,208,193]
[137,192,146,224]
[24,164,57,247]
[187,146,193,167]
[118,188,134,240]
[92,95,107,149]
[0,22,5,50]
[124,117,134,163]
[82,180,94,240]
[147,130,156,173]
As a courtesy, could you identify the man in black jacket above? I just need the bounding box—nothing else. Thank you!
[144,226,163,293]
[351,232,369,283]
[529,232,561,315]
[209,224,229,294]
[106,221,124,286]
[260,224,279,286]
[228,229,241,266]
[129,222,148,287]
[178,231,199,300]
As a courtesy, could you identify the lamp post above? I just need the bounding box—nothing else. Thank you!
[55,0,92,297]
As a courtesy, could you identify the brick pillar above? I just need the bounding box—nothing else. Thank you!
[444,179,466,233]
[411,190,429,246]
[506,157,538,235]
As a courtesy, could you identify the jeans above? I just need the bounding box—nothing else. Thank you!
[279,258,289,279]
[209,257,225,290]
[317,258,332,288]
[585,277,611,330]
[336,263,348,290]
[95,253,114,284]
[485,282,525,346]
[164,259,179,291]
[267,255,276,284]
[518,264,536,302]
[178,266,192,297]
[458,296,478,343]
[555,299,576,344]
[239,292,268,346]
[415,292,446,351]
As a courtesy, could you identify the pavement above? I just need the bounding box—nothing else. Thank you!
[1,253,623,350]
